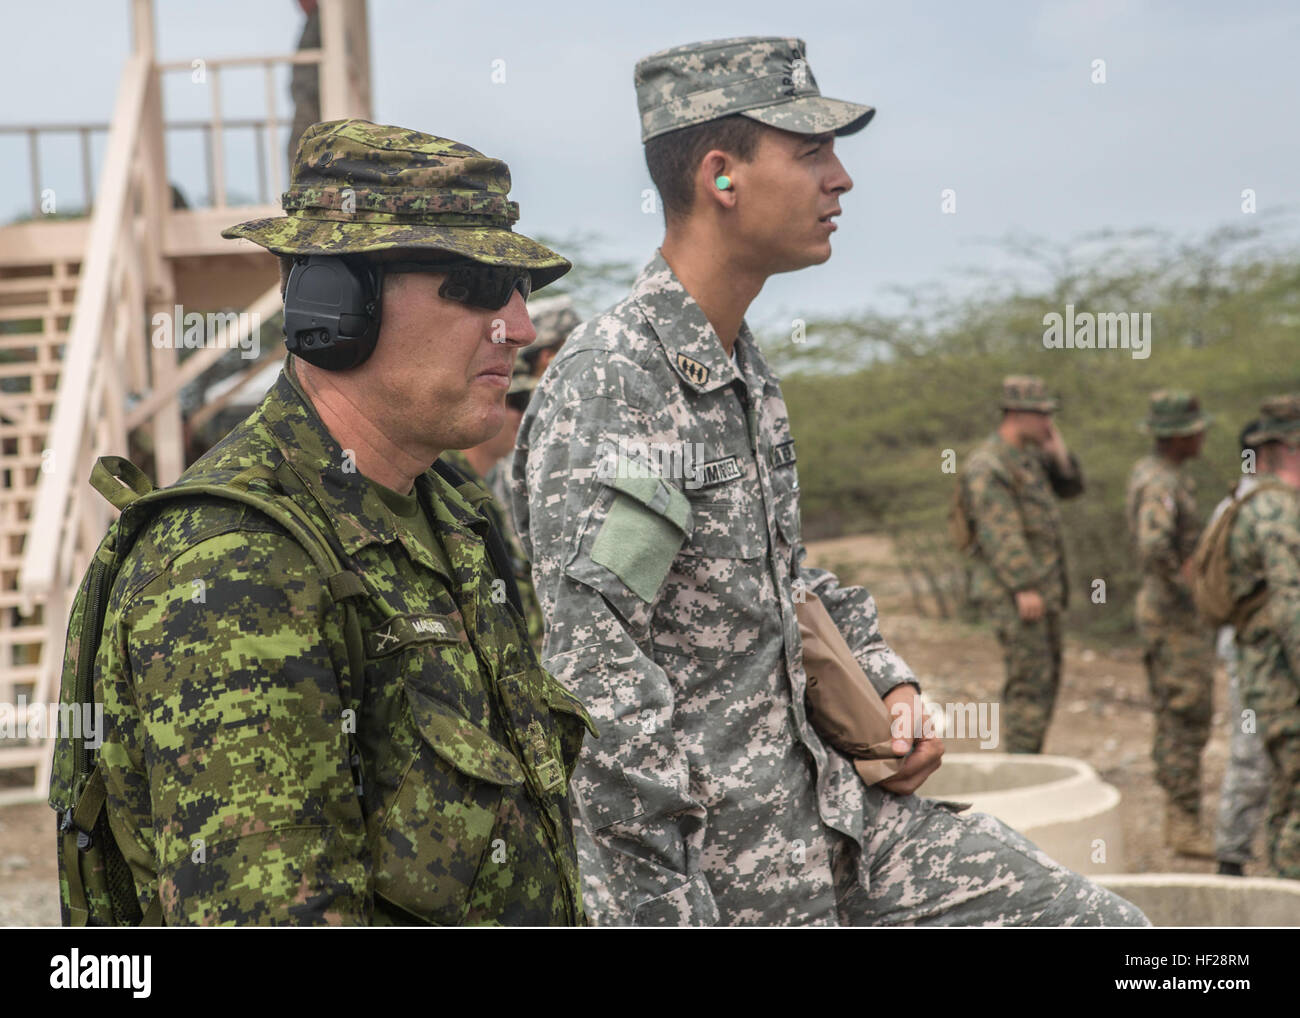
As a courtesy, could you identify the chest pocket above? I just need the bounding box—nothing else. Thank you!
[682,445,767,561]
[373,684,524,924]
[1014,466,1057,539]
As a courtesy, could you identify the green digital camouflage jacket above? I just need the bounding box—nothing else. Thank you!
[959,432,1084,611]
[95,357,594,925]
[1227,477,1300,734]
[440,450,544,652]
[1125,453,1203,627]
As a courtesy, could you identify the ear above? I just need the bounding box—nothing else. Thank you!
[699,149,737,211]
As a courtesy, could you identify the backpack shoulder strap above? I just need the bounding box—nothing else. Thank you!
[432,457,525,617]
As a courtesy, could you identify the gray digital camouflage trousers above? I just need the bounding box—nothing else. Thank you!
[833,786,1149,926]
[1215,631,1273,865]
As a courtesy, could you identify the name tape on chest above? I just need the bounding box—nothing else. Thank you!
[692,455,742,489]
[770,440,797,470]
[366,613,465,657]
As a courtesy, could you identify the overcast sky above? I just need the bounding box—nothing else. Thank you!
[3,0,1298,325]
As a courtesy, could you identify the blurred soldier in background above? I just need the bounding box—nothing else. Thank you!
[442,368,544,650]
[519,294,580,378]
[1225,396,1300,880]
[1212,418,1272,875]
[957,376,1084,754]
[1125,391,1216,858]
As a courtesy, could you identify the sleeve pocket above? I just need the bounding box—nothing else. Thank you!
[585,469,693,604]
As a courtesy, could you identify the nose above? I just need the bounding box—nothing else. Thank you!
[495,287,537,348]
[827,150,853,196]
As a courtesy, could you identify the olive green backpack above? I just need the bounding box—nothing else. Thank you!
[49,455,371,926]
[1187,479,1285,628]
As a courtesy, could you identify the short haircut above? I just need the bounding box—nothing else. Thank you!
[644,114,765,221]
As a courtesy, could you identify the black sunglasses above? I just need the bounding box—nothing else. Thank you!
[382,259,532,311]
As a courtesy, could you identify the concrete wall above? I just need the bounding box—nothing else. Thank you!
[923,753,1125,875]
[1097,875,1300,926]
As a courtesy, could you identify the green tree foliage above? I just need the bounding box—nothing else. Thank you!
[765,224,1300,636]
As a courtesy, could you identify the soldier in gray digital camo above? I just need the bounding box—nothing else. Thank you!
[90,119,594,924]
[520,294,580,378]
[957,377,1084,754]
[1212,419,1272,875]
[442,369,545,651]
[513,36,1148,926]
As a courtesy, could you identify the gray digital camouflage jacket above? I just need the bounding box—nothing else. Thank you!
[512,252,918,925]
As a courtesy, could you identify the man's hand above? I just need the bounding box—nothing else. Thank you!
[1015,588,1045,622]
[879,686,943,796]
[1041,420,1070,468]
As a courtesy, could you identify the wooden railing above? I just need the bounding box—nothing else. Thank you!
[3,0,373,805]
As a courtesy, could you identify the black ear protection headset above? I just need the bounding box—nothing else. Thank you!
[283,255,384,371]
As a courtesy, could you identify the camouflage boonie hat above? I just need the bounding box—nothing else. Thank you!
[527,294,581,352]
[1140,390,1210,438]
[1246,394,1300,447]
[635,36,875,143]
[999,375,1058,413]
[222,119,570,289]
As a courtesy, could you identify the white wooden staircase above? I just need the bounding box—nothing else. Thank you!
[0,0,372,804]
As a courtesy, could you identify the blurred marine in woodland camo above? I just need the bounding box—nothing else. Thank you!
[69,120,593,924]
[516,38,1145,925]
[1125,390,1216,857]
[1225,395,1300,879]
[956,376,1084,753]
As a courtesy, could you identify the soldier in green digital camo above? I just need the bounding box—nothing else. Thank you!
[957,377,1084,754]
[442,369,545,651]
[1124,391,1217,857]
[91,119,595,924]
[1226,395,1300,879]
[514,37,1146,926]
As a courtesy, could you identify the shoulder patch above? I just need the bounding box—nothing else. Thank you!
[770,440,796,470]
[675,353,710,387]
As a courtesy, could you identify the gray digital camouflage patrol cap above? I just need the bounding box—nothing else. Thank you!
[635,36,875,143]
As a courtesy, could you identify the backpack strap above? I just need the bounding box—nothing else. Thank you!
[68,456,377,925]
[431,457,525,617]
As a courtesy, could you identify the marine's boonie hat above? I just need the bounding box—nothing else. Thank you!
[999,375,1058,413]
[223,119,570,289]
[635,36,875,143]
[1140,390,1211,438]
[526,294,581,353]
[1246,394,1300,447]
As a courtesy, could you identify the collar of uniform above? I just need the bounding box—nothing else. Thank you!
[732,324,780,397]
[264,357,486,562]
[632,251,742,395]
[991,430,1034,467]
[438,450,497,515]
